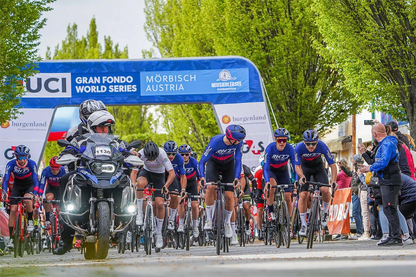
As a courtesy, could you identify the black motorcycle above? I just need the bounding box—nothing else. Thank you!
[57,134,142,260]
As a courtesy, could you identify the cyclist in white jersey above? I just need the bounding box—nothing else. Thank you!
[130,142,175,248]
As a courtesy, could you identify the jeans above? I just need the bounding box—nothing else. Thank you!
[379,205,408,235]
[352,194,363,235]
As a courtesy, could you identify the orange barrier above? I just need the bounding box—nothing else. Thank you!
[328,188,352,235]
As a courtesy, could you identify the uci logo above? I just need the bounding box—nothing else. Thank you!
[23,73,72,98]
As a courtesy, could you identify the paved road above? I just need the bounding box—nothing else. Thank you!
[1,240,415,277]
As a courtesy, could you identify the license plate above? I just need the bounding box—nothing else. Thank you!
[95,146,112,156]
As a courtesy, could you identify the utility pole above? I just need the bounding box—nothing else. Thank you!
[352,114,356,155]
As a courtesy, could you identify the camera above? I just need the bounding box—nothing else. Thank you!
[364,120,375,125]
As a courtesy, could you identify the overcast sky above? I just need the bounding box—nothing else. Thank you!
[38,0,154,59]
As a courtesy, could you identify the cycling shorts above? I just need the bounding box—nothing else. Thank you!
[169,176,180,194]
[256,188,264,208]
[269,168,292,193]
[10,184,33,205]
[185,179,199,201]
[300,160,329,192]
[242,177,251,203]
[205,158,235,192]
[138,169,165,198]
[45,185,62,201]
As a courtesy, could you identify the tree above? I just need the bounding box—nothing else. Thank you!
[313,0,416,139]
[144,0,360,141]
[0,0,54,123]
[44,18,157,158]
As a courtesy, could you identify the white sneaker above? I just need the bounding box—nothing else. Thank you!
[403,236,414,245]
[245,227,251,236]
[231,233,238,245]
[321,212,329,228]
[7,238,14,248]
[225,223,232,238]
[204,220,212,230]
[168,220,175,231]
[270,212,277,221]
[193,226,199,238]
[358,232,371,240]
[136,212,144,226]
[177,224,184,233]
[299,225,307,237]
[155,234,163,248]
[27,220,34,232]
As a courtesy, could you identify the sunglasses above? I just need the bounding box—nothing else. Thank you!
[305,142,317,147]
[181,153,190,157]
[167,153,176,156]
[276,139,287,144]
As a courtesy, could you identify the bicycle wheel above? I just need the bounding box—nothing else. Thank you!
[295,213,304,244]
[144,205,152,255]
[274,211,281,248]
[215,199,222,256]
[237,209,243,247]
[281,202,291,248]
[307,199,318,249]
[50,215,57,251]
[13,214,21,258]
[185,210,191,251]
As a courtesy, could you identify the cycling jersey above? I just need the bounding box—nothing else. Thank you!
[2,159,39,192]
[184,157,199,182]
[137,148,173,173]
[39,166,66,196]
[294,140,335,166]
[263,142,295,183]
[241,164,255,182]
[199,134,243,179]
[169,154,186,177]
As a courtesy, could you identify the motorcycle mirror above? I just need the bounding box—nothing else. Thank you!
[128,140,142,150]
[57,139,72,147]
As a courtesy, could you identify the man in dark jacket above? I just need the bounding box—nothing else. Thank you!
[360,123,402,246]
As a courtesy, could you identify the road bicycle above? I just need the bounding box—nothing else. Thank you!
[43,199,61,252]
[9,196,33,258]
[290,186,304,244]
[180,193,201,251]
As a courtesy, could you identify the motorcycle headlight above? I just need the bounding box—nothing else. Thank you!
[91,162,103,174]
[101,164,116,174]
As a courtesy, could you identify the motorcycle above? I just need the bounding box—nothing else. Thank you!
[57,134,143,260]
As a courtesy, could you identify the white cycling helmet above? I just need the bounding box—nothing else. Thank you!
[87,110,115,134]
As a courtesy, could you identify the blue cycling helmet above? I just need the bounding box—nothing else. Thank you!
[190,151,198,160]
[14,145,30,157]
[178,144,192,154]
[274,128,290,138]
[163,140,178,153]
[225,125,246,141]
[303,129,319,141]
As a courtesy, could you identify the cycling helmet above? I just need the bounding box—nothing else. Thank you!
[303,129,319,142]
[178,144,192,154]
[87,110,115,134]
[225,125,246,141]
[79,99,107,125]
[14,145,30,157]
[274,128,290,138]
[163,140,178,153]
[49,156,61,169]
[144,142,159,161]
[190,151,198,160]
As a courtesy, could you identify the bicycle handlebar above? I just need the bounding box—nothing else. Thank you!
[307,181,331,188]
[8,196,33,200]
[43,199,61,204]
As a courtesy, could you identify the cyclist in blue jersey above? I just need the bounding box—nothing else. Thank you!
[1,145,38,247]
[294,129,337,237]
[177,144,201,237]
[199,125,246,238]
[263,128,296,220]
[163,141,186,231]
[39,156,66,230]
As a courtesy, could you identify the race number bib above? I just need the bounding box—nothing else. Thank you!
[95,146,112,156]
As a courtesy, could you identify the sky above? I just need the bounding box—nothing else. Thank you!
[38,0,154,59]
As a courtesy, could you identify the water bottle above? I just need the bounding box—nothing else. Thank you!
[126,231,132,243]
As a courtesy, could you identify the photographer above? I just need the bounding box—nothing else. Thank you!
[350,155,368,240]
[360,123,402,246]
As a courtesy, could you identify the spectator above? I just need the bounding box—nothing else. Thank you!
[350,154,364,240]
[404,134,416,166]
[336,159,352,189]
[399,173,416,243]
[360,123,403,246]
[385,121,410,148]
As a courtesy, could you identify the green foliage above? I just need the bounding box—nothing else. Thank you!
[0,0,55,123]
[312,0,416,138]
[144,0,360,141]
[43,140,62,162]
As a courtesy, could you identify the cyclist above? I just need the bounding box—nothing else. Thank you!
[263,128,296,220]
[294,129,337,237]
[199,124,246,239]
[1,145,38,248]
[54,110,130,255]
[254,155,265,240]
[38,156,66,230]
[131,142,175,249]
[163,141,185,231]
[177,144,201,237]
[240,164,256,237]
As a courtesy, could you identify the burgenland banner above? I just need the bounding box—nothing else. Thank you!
[328,188,352,235]
[214,102,273,171]
[0,109,54,173]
